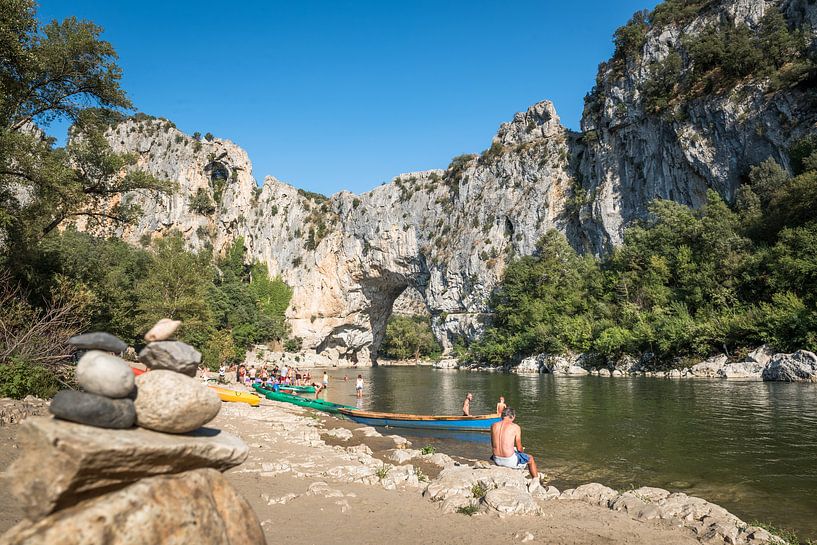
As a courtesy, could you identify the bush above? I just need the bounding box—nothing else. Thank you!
[0,358,62,399]
[189,188,216,215]
[380,315,441,361]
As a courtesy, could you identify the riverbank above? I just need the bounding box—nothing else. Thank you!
[1,393,781,545]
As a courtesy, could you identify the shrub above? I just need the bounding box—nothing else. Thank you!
[189,188,216,215]
[204,132,214,141]
[0,358,62,399]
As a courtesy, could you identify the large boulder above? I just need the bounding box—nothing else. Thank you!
[746,345,775,366]
[483,488,541,516]
[5,416,248,520]
[762,351,817,382]
[134,370,220,433]
[0,469,266,545]
[717,361,765,379]
[513,354,543,374]
[688,355,728,377]
[559,483,619,507]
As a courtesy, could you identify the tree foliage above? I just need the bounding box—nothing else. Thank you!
[381,315,441,361]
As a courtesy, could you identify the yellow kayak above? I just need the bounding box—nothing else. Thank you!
[208,386,261,407]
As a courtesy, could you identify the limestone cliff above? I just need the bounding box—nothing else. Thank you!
[96,0,817,365]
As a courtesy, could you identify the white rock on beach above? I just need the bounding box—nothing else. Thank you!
[718,361,765,379]
[76,351,135,398]
[483,488,541,516]
[134,371,221,433]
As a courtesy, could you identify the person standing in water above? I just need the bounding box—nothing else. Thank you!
[355,374,364,398]
[323,371,329,389]
[490,407,538,479]
[496,396,507,416]
[462,392,473,416]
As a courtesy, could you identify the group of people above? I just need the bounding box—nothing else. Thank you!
[213,364,367,399]
[462,392,539,479]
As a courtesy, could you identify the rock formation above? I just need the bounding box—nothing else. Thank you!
[83,0,817,366]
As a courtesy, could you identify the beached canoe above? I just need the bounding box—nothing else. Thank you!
[252,385,353,414]
[278,384,316,394]
[208,386,261,407]
[337,408,500,432]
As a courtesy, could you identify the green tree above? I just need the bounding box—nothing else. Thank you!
[202,329,237,371]
[381,315,441,361]
[135,235,215,346]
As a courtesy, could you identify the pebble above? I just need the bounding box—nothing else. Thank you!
[134,370,220,433]
[49,390,136,429]
[68,332,127,353]
[144,318,181,342]
[138,341,201,377]
[76,350,135,398]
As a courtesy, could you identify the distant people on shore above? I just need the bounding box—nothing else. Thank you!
[496,396,507,416]
[462,392,473,416]
[490,407,538,479]
[355,374,364,398]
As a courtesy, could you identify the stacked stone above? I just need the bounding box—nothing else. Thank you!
[1,318,266,545]
[49,319,221,434]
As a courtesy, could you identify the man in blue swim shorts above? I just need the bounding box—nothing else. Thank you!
[490,407,539,478]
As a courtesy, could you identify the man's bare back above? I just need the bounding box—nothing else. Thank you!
[489,408,538,478]
[490,419,520,458]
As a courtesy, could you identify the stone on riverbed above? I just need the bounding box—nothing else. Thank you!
[143,318,181,342]
[134,370,220,433]
[324,427,353,441]
[138,341,201,376]
[68,332,127,354]
[6,416,248,520]
[559,483,619,507]
[483,488,541,516]
[762,350,817,382]
[49,390,135,429]
[386,448,421,464]
[1,468,265,545]
[75,351,134,398]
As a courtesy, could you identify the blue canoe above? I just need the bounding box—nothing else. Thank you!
[337,408,500,432]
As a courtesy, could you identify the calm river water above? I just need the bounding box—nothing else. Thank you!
[320,367,817,540]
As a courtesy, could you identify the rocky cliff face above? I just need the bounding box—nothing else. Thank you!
[96,0,817,365]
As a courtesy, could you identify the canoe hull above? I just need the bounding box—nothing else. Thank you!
[208,386,261,407]
[279,385,316,394]
[338,409,499,432]
[252,385,352,414]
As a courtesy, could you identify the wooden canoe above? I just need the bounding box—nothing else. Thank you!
[337,408,500,432]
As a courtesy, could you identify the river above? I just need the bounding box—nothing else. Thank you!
[319,367,817,540]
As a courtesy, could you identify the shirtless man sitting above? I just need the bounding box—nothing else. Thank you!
[490,407,538,479]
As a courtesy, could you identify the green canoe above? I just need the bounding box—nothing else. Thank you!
[278,384,317,394]
[253,385,354,414]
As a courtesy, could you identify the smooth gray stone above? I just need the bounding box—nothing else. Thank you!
[69,332,128,353]
[49,390,136,429]
[76,351,135,398]
[134,371,220,433]
[138,341,201,376]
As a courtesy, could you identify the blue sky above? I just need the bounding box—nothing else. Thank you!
[41,0,658,195]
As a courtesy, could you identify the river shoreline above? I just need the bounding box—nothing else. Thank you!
[0,394,793,545]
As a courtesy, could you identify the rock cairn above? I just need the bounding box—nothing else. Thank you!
[0,320,266,545]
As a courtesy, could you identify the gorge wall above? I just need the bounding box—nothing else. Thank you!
[96,0,817,365]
